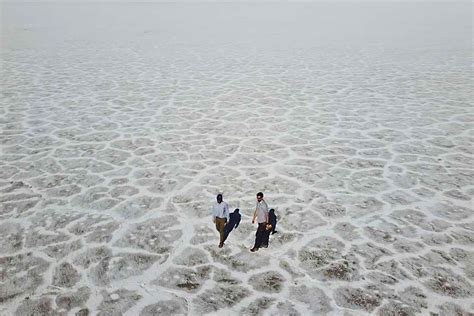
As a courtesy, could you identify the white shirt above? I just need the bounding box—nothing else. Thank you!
[212,201,230,221]
[255,200,269,223]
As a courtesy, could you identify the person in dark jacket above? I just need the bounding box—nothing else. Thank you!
[269,208,277,234]
[223,208,241,242]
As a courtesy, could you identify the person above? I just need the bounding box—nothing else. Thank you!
[250,192,269,252]
[211,194,229,248]
[223,208,241,242]
[269,208,277,234]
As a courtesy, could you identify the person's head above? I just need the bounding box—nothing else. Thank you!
[256,192,264,202]
[269,208,275,213]
[216,194,223,203]
[234,208,239,213]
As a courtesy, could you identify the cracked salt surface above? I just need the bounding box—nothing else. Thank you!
[1,1,473,315]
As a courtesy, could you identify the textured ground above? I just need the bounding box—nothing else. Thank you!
[1,2,473,315]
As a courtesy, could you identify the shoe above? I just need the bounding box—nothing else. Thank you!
[250,247,258,252]
[219,242,224,248]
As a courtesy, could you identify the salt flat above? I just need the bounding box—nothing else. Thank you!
[1,2,473,315]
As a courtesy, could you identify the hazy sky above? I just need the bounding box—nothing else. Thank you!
[2,0,467,2]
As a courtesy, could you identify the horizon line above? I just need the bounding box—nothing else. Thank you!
[2,0,469,3]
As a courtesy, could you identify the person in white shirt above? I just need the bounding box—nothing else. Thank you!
[211,193,230,248]
[250,192,269,252]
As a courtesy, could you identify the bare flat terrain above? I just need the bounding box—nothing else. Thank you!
[1,2,472,315]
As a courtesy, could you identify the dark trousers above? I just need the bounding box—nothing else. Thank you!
[262,227,271,247]
[253,223,267,249]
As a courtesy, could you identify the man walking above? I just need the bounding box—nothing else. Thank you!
[250,192,269,252]
[211,193,229,248]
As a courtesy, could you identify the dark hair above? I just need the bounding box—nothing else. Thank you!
[269,208,275,212]
[256,192,264,198]
[217,194,223,199]
[234,208,239,212]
